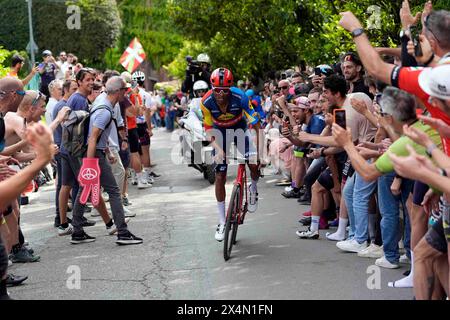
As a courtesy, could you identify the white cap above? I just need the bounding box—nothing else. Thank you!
[418,64,450,100]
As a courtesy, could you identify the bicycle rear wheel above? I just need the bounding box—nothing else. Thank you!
[223,185,240,261]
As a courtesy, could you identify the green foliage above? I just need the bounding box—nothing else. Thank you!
[0,0,121,68]
[0,47,11,78]
[168,0,450,79]
[115,0,183,71]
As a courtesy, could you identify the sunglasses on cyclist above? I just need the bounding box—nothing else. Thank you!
[213,87,230,95]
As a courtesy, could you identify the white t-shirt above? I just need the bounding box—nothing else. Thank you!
[45,97,59,125]
[137,87,156,124]
[342,92,377,143]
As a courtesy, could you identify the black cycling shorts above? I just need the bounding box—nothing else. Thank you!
[128,128,141,154]
[137,123,150,146]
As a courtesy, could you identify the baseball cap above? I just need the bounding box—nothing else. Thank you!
[42,50,52,57]
[418,64,450,101]
[295,96,311,109]
[309,64,334,78]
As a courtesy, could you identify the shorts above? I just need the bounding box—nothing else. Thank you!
[213,126,257,173]
[317,154,346,190]
[61,153,82,187]
[317,167,335,190]
[128,128,141,154]
[412,181,429,206]
[137,123,150,146]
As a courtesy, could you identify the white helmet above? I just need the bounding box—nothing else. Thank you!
[193,80,209,91]
[132,70,145,82]
[197,53,211,64]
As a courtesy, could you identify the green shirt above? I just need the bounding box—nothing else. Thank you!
[375,120,442,174]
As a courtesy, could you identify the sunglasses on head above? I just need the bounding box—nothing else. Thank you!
[32,91,44,106]
[213,87,230,95]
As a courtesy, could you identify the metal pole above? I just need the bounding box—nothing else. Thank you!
[27,0,35,66]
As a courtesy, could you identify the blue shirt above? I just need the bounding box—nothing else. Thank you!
[306,113,326,148]
[89,95,114,151]
[305,113,326,135]
[67,92,89,112]
[200,87,259,130]
[60,92,89,154]
[52,99,67,146]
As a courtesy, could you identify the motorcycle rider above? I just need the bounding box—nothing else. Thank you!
[188,80,209,121]
[182,53,212,98]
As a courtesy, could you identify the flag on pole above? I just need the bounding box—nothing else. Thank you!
[120,37,146,74]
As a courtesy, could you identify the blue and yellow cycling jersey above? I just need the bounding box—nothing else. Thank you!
[200,87,259,131]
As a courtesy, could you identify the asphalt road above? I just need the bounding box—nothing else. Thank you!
[8,128,412,300]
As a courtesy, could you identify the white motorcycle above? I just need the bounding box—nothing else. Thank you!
[178,98,216,184]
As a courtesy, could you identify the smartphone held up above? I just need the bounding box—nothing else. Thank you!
[333,108,346,129]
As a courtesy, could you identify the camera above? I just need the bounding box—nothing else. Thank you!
[188,60,202,74]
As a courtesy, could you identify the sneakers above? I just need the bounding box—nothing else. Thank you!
[357,243,384,258]
[81,218,96,227]
[149,171,161,178]
[123,207,136,218]
[284,186,293,193]
[6,274,28,287]
[57,224,73,236]
[10,247,40,263]
[70,231,96,244]
[137,179,151,189]
[299,217,311,226]
[375,256,400,269]
[336,239,368,253]
[122,196,132,207]
[248,184,258,213]
[281,189,301,199]
[107,217,131,235]
[116,231,143,245]
[215,224,225,242]
[296,228,319,239]
[400,254,411,264]
[297,194,311,205]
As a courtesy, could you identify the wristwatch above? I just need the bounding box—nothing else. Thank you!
[351,28,365,38]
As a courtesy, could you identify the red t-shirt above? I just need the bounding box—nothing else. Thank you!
[127,93,142,130]
[392,66,450,155]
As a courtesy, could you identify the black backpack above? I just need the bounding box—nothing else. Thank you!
[61,106,113,158]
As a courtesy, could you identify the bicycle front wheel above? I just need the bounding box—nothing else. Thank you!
[223,184,240,261]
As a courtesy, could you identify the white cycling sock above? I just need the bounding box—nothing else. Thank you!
[388,252,414,288]
[326,218,348,241]
[217,201,226,225]
[311,216,320,233]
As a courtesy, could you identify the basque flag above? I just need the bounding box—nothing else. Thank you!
[120,37,146,73]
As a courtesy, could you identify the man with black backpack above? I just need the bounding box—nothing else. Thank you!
[70,76,143,245]
[59,68,97,231]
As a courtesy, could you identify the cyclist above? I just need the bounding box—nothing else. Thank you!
[200,68,262,242]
